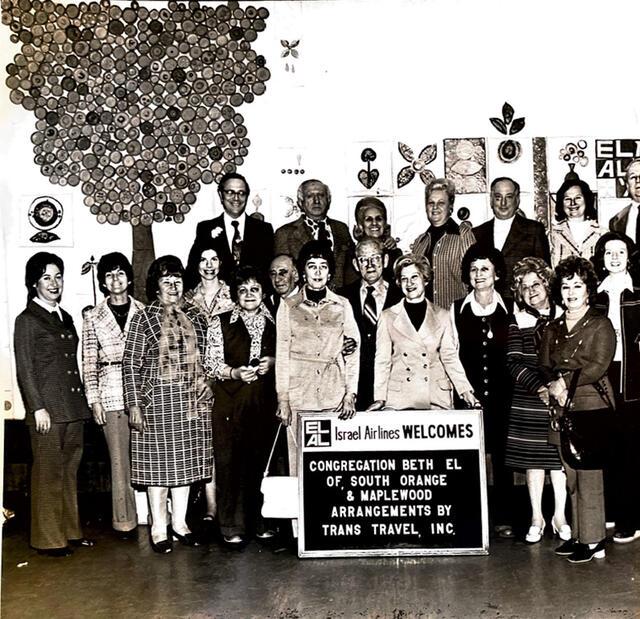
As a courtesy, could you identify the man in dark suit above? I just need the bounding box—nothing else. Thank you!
[339,238,402,410]
[473,177,550,298]
[274,179,356,290]
[609,158,640,242]
[188,172,274,284]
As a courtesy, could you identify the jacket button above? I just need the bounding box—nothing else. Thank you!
[424,377,428,382]
[423,364,427,369]
[67,370,72,375]
[484,391,489,396]
[406,377,411,382]
[484,378,489,384]
[403,353,407,357]
[60,334,65,339]
[421,353,426,357]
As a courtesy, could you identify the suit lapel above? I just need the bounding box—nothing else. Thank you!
[293,217,312,246]
[393,303,420,342]
[28,300,65,332]
[501,216,522,255]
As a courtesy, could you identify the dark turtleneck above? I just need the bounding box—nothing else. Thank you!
[404,298,426,332]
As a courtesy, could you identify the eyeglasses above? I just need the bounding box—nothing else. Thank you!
[563,196,584,205]
[357,254,383,267]
[222,190,247,199]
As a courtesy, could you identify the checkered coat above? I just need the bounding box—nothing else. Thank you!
[82,297,145,412]
[123,301,213,486]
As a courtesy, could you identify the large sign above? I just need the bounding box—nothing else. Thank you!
[298,409,488,558]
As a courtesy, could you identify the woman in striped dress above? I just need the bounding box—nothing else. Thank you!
[504,257,570,544]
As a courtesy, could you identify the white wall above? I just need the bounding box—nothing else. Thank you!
[1,0,639,419]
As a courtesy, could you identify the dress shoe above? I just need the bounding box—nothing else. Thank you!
[554,538,579,556]
[613,529,640,544]
[551,518,572,541]
[115,528,138,541]
[525,520,545,544]
[256,530,275,540]
[69,538,96,548]
[37,546,73,557]
[169,527,200,547]
[223,534,243,544]
[150,538,173,554]
[567,540,606,563]
[494,525,514,539]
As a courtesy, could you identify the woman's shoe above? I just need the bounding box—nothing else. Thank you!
[150,537,173,554]
[223,534,243,544]
[554,538,579,556]
[69,537,96,548]
[37,546,73,557]
[494,525,514,539]
[566,540,606,563]
[525,520,545,544]
[551,518,572,541]
[169,527,200,547]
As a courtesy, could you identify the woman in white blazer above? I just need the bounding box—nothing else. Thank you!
[368,254,477,411]
[82,252,144,538]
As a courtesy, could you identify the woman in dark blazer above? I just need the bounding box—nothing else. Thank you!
[14,252,93,556]
[203,265,278,546]
[540,256,616,563]
[592,232,640,544]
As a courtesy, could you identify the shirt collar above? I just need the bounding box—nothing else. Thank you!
[223,211,246,236]
[360,278,388,294]
[33,297,63,320]
[460,290,507,315]
[598,272,634,294]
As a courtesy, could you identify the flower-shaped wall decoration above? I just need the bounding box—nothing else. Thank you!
[490,102,525,163]
[397,142,437,188]
[281,39,299,72]
[559,140,589,168]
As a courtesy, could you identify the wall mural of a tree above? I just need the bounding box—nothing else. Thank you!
[2,0,271,300]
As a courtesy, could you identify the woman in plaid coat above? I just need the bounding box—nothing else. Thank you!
[82,252,144,538]
[123,256,213,554]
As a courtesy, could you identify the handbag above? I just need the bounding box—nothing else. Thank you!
[260,423,299,519]
[557,370,613,470]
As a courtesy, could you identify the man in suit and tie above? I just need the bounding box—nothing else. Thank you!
[274,179,356,290]
[266,254,300,313]
[188,172,274,284]
[609,158,640,241]
[340,238,403,410]
[473,177,551,298]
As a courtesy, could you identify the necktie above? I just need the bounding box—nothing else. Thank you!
[635,205,640,245]
[317,220,330,243]
[231,220,242,264]
[363,285,377,326]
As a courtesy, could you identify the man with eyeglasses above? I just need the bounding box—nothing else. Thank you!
[188,172,274,282]
[609,158,640,244]
[274,179,356,290]
[472,177,550,299]
[340,238,402,409]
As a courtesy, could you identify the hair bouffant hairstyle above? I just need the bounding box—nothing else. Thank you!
[97,252,134,297]
[25,252,64,302]
[184,240,228,291]
[511,257,552,305]
[146,255,185,302]
[297,240,336,281]
[554,178,597,222]
[229,264,267,303]
[551,255,599,307]
[460,244,506,289]
[353,197,391,241]
[425,178,456,206]
[591,231,639,283]
[393,253,432,287]
[217,171,250,195]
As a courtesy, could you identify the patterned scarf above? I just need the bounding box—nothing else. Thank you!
[230,302,275,363]
[157,300,200,420]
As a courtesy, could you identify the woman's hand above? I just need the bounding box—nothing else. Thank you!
[256,356,275,375]
[196,377,214,402]
[382,236,398,251]
[342,336,357,357]
[92,403,107,426]
[548,377,567,403]
[336,393,357,420]
[232,366,258,383]
[277,401,292,426]
[537,386,550,406]
[366,400,385,411]
[460,391,480,409]
[129,405,146,434]
[34,408,51,434]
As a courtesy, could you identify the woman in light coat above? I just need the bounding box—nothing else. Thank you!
[368,254,477,411]
[82,252,144,539]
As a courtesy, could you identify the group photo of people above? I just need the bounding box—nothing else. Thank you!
[12,161,640,570]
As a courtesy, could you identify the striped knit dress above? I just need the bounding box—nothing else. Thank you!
[504,310,562,470]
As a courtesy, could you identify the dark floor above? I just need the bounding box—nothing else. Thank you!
[2,493,639,619]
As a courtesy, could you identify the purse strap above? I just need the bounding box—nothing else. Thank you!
[564,368,582,413]
[263,423,297,478]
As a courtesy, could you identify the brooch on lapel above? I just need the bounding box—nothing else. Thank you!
[211,227,223,239]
